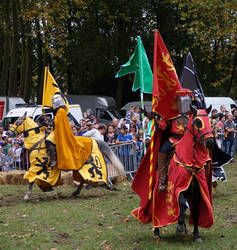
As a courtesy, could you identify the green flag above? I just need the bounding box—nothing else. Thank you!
[115,36,153,93]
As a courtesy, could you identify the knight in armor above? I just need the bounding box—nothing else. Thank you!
[157,93,192,191]
[45,94,66,167]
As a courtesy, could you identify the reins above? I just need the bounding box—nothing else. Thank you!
[186,114,213,144]
[28,136,47,154]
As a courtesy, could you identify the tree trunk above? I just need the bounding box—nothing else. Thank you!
[8,0,19,96]
[227,49,237,95]
[0,0,11,95]
[35,17,43,104]
[23,37,32,102]
[19,12,26,98]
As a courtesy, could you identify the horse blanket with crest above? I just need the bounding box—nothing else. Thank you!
[132,112,213,228]
[55,108,107,184]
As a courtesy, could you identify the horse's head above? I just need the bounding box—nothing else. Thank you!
[9,112,38,137]
[189,105,214,149]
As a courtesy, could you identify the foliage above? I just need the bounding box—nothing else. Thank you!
[0,0,236,105]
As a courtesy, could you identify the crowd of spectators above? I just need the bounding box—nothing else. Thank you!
[211,105,237,157]
[1,104,236,172]
[71,106,146,161]
[0,126,26,171]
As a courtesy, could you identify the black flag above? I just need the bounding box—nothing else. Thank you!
[179,52,206,109]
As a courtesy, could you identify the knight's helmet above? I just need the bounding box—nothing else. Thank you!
[52,94,64,110]
[175,89,193,115]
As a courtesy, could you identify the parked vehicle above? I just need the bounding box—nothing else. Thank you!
[67,95,122,124]
[0,96,25,122]
[121,97,237,117]
[205,97,237,113]
[2,104,82,130]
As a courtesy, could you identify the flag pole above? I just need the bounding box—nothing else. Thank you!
[137,36,146,154]
[42,66,48,115]
[148,30,158,200]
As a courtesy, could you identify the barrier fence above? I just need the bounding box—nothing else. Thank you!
[1,143,142,183]
[107,142,141,184]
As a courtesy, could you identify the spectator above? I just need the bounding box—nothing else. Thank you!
[134,113,142,128]
[133,133,142,163]
[131,116,141,131]
[0,126,4,136]
[0,145,6,171]
[223,114,236,156]
[0,134,4,147]
[83,124,107,141]
[232,109,237,157]
[135,106,142,116]
[225,110,230,116]
[219,114,226,127]
[4,148,14,171]
[125,105,136,124]
[116,126,133,144]
[78,119,92,136]
[112,118,120,137]
[211,109,218,119]
[2,136,12,155]
[138,127,144,142]
[72,126,78,136]
[12,140,22,170]
[212,115,224,149]
[128,124,137,136]
[118,118,128,130]
[104,124,117,144]
[85,109,97,124]
[218,105,226,119]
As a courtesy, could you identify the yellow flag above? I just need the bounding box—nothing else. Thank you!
[42,67,69,113]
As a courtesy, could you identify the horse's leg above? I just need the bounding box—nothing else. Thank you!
[71,179,85,197]
[153,227,160,240]
[193,177,202,243]
[176,192,188,235]
[24,182,34,202]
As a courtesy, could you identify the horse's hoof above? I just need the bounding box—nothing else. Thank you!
[71,192,78,198]
[23,196,29,202]
[176,223,188,236]
[106,184,116,191]
[153,228,160,241]
[193,236,202,243]
[153,234,160,241]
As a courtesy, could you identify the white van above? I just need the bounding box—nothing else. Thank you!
[205,97,237,113]
[2,104,83,130]
[0,96,25,122]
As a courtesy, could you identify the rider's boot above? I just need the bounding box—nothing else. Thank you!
[158,152,168,192]
[46,142,57,167]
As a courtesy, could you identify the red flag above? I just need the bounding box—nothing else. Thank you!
[152,30,182,120]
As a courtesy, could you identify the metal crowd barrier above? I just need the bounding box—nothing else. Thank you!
[107,142,141,184]
[4,143,141,184]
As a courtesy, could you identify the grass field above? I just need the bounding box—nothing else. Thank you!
[0,162,237,250]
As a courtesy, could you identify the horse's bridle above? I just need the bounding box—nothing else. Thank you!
[186,114,213,145]
[11,116,43,138]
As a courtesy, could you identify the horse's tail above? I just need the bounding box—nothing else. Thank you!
[96,140,125,174]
